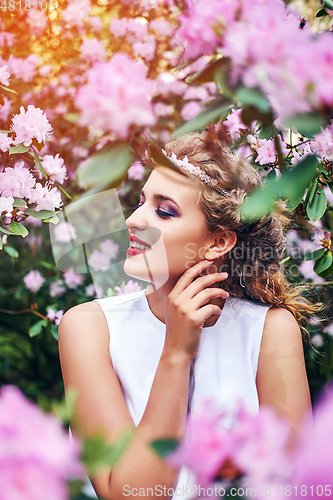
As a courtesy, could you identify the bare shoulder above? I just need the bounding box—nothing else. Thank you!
[59,300,109,344]
[261,305,303,352]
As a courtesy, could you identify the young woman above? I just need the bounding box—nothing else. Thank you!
[58,132,314,500]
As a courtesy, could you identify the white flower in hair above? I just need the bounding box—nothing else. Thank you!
[162,149,218,188]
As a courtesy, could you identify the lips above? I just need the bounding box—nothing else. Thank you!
[127,233,152,256]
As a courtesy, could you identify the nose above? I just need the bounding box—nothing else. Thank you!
[125,204,147,232]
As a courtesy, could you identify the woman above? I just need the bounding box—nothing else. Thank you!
[58,132,313,500]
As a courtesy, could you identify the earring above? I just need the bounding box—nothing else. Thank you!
[239,270,245,288]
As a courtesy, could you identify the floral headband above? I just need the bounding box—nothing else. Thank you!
[161,149,229,196]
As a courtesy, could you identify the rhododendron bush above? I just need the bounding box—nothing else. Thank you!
[0,0,333,497]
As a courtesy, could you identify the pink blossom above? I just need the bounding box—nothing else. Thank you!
[324,186,333,206]
[76,53,155,138]
[0,195,14,216]
[323,323,333,336]
[109,18,128,38]
[0,132,11,152]
[62,0,91,26]
[115,280,142,295]
[80,38,106,62]
[47,308,64,326]
[28,184,62,212]
[7,54,39,83]
[63,267,84,289]
[128,161,145,181]
[49,279,65,297]
[27,10,48,32]
[150,19,174,37]
[312,229,331,248]
[0,385,82,500]
[223,108,247,141]
[100,239,119,260]
[181,101,201,121]
[0,32,15,47]
[132,36,156,62]
[127,19,148,43]
[0,96,12,121]
[41,154,67,184]
[183,86,209,103]
[311,334,324,348]
[299,260,324,283]
[72,146,88,159]
[23,270,45,292]
[88,250,111,271]
[0,65,10,86]
[154,102,174,117]
[255,139,277,165]
[85,283,103,297]
[24,217,43,227]
[155,72,187,97]
[0,162,36,199]
[11,105,53,146]
[311,124,333,161]
[39,64,52,77]
[53,222,77,243]
[86,16,103,32]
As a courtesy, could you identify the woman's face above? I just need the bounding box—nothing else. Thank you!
[124,166,215,291]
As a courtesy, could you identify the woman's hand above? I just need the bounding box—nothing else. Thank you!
[164,260,229,361]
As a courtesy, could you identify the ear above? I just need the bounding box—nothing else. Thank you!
[204,231,237,260]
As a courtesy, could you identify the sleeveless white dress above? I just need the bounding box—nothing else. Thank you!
[83,289,272,499]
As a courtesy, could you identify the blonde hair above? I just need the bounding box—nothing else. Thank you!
[164,132,323,335]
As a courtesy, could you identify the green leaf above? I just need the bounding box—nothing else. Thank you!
[151,438,179,458]
[8,221,29,238]
[171,98,231,138]
[65,112,80,124]
[55,181,72,200]
[314,251,333,274]
[32,148,48,180]
[0,226,12,235]
[25,208,56,219]
[317,259,333,279]
[77,142,133,190]
[0,84,17,94]
[235,87,271,114]
[304,248,325,261]
[42,214,59,224]
[0,129,12,134]
[81,430,133,476]
[259,125,275,140]
[323,0,333,9]
[239,155,319,222]
[306,189,328,222]
[52,387,77,423]
[316,7,329,17]
[13,198,27,208]
[4,245,19,258]
[50,323,59,341]
[29,319,48,337]
[286,112,327,139]
[187,57,230,85]
[9,143,31,154]
[306,179,319,205]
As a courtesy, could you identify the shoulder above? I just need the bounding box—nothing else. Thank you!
[262,306,303,351]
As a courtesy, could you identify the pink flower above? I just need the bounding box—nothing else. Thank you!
[323,323,333,336]
[0,96,12,121]
[311,124,333,161]
[183,86,209,103]
[109,18,128,38]
[28,184,62,211]
[181,101,202,121]
[88,250,111,271]
[126,19,148,43]
[312,229,331,248]
[23,270,45,292]
[128,161,145,181]
[0,64,10,86]
[27,10,48,32]
[0,32,15,47]
[63,267,84,289]
[47,308,64,326]
[0,162,36,199]
[11,105,53,146]
[7,54,39,83]
[255,139,277,165]
[299,260,324,283]
[150,19,174,37]
[223,108,247,141]
[39,64,52,77]
[49,279,65,297]
[0,385,82,500]
[41,154,67,184]
[154,102,174,117]
[0,195,14,216]
[115,280,142,295]
[85,283,103,297]
[324,186,333,206]
[100,239,119,260]
[0,132,11,152]
[86,15,103,32]
[62,0,91,26]
[80,38,106,62]
[132,35,156,62]
[53,222,77,243]
[76,53,155,138]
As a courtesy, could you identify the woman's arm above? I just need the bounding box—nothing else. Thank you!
[256,306,312,447]
[58,261,228,500]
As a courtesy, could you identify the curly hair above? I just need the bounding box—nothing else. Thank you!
[164,132,323,335]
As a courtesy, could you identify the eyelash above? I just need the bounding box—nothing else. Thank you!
[135,201,176,219]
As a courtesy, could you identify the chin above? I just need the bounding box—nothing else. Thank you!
[123,255,152,283]
[124,250,170,290]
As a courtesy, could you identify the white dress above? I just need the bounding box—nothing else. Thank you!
[84,290,272,498]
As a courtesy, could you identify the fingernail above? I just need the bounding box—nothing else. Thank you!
[220,272,228,277]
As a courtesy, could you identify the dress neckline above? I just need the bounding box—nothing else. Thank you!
[143,288,229,329]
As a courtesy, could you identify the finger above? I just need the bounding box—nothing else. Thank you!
[172,260,214,294]
[191,288,229,310]
[181,272,228,300]
[194,304,224,325]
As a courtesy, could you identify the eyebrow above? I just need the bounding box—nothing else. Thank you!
[140,189,181,209]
